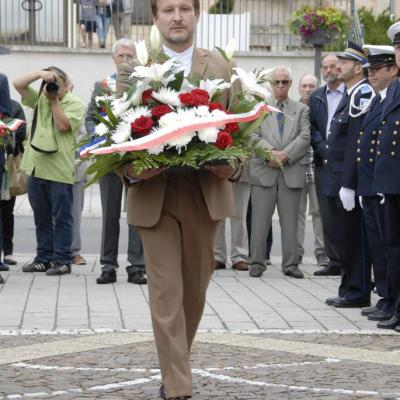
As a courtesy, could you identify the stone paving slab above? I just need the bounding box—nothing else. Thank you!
[0,255,389,334]
[1,332,400,399]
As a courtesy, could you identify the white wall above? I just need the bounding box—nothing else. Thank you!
[0,47,317,109]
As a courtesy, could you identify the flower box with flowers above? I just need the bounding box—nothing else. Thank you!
[79,27,278,183]
[289,3,349,46]
[0,116,25,144]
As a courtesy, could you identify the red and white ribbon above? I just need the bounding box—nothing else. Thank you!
[90,103,276,155]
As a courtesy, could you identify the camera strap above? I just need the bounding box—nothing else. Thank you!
[30,79,57,154]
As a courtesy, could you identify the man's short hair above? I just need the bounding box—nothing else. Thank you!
[151,0,200,16]
[112,38,135,54]
[272,66,292,79]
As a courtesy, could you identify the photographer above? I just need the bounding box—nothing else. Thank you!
[13,67,84,276]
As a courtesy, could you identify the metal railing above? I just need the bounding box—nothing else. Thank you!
[0,0,351,52]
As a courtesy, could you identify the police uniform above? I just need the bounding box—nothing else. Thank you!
[357,45,396,319]
[322,41,373,307]
[373,21,400,330]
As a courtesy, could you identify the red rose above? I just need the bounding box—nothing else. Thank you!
[179,89,210,107]
[179,92,196,106]
[209,102,225,112]
[151,104,173,119]
[215,130,233,149]
[142,89,154,105]
[131,115,154,136]
[225,122,239,133]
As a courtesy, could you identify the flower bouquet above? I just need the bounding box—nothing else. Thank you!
[80,28,277,183]
[0,115,25,144]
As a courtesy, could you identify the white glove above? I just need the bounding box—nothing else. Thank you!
[377,193,385,204]
[339,187,356,211]
[358,196,363,209]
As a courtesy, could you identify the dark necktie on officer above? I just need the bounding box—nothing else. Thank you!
[277,102,284,136]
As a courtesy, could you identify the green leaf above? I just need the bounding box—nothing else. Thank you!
[104,102,118,126]
[167,70,185,91]
[215,46,229,62]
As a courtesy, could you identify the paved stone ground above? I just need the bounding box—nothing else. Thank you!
[1,331,400,399]
[0,254,387,332]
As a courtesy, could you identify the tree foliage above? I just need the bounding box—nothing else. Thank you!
[358,7,394,45]
[209,0,235,14]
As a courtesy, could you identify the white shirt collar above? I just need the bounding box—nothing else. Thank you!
[163,45,194,77]
[326,82,345,94]
[380,87,388,101]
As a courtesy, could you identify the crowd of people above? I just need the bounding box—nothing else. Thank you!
[79,0,134,48]
[2,0,400,398]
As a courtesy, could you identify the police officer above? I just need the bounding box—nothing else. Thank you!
[357,45,398,321]
[322,41,373,308]
[374,22,400,331]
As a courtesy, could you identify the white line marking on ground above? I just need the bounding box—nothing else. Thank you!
[11,358,341,374]
[87,374,161,391]
[192,368,400,398]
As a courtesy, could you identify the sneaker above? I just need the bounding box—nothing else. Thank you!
[249,264,266,277]
[72,254,87,265]
[46,263,71,276]
[4,256,17,265]
[22,261,51,273]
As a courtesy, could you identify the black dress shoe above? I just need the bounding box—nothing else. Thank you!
[325,296,343,305]
[0,264,9,272]
[361,305,378,316]
[332,298,371,308]
[367,309,392,321]
[0,273,4,284]
[127,270,147,285]
[377,315,400,329]
[96,270,117,284]
[314,265,341,276]
[316,254,330,267]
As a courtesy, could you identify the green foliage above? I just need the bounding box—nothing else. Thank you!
[209,0,235,14]
[358,7,394,45]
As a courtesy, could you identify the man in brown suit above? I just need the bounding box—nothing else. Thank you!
[117,1,237,399]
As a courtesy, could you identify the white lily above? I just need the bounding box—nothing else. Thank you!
[135,40,149,66]
[149,25,162,53]
[199,79,231,98]
[225,38,235,61]
[232,67,271,99]
[111,93,131,117]
[131,58,184,85]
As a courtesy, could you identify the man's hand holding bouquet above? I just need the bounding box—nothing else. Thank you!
[80,26,279,184]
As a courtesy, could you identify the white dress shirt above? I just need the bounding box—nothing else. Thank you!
[326,82,345,139]
[163,45,194,77]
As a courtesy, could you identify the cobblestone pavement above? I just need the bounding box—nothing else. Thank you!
[1,331,400,399]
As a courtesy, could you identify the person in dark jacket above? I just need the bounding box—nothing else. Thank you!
[309,54,345,276]
[0,99,26,268]
[0,72,11,283]
[322,41,373,308]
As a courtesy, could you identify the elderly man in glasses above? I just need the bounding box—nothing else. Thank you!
[248,66,310,279]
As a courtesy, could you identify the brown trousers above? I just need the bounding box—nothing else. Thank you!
[137,172,218,399]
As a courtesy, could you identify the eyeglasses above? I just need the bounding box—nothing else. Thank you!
[271,80,291,86]
[368,65,390,73]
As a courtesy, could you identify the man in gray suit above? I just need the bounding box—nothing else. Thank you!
[249,66,310,279]
[85,38,146,285]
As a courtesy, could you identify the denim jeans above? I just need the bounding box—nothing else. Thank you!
[96,12,111,46]
[28,176,73,264]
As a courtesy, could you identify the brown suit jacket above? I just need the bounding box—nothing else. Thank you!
[117,48,236,227]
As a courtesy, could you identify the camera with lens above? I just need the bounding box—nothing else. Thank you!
[45,81,59,94]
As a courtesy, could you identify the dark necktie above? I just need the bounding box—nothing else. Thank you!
[277,102,285,136]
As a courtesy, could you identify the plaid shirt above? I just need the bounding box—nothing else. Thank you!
[305,146,315,184]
